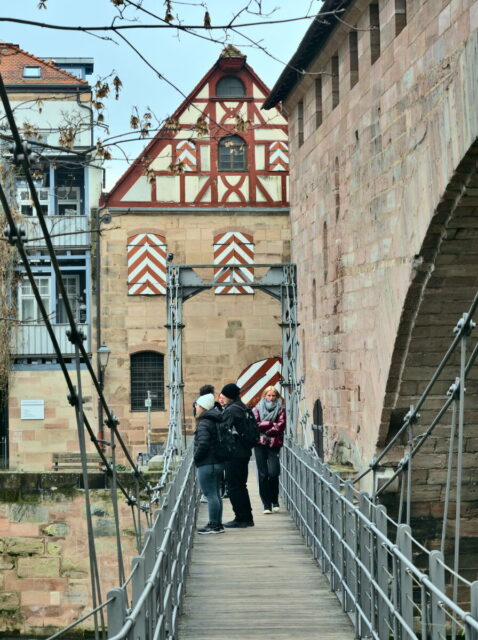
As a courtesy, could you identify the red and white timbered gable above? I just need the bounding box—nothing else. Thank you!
[106,46,288,209]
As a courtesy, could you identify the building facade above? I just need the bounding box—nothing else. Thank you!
[1,43,103,471]
[103,47,290,457]
[264,0,478,503]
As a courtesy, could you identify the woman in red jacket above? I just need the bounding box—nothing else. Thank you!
[252,386,286,514]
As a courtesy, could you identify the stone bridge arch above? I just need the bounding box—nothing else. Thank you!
[378,139,478,498]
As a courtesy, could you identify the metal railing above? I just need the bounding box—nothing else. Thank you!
[13,322,90,355]
[281,441,478,639]
[21,214,90,248]
[106,447,199,640]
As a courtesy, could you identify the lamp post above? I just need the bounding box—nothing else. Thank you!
[97,343,111,388]
[97,343,111,450]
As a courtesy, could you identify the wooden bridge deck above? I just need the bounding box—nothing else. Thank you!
[178,465,355,639]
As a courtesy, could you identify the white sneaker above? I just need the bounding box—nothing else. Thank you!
[272,505,280,513]
[263,509,272,515]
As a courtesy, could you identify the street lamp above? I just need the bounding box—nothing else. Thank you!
[97,343,111,389]
[97,343,111,453]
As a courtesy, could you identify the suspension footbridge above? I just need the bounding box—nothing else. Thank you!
[2,70,478,639]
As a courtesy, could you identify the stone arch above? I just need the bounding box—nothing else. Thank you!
[378,139,478,446]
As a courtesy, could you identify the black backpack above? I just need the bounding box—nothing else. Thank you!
[237,405,260,447]
[214,421,238,461]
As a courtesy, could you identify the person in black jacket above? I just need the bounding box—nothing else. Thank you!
[193,393,225,535]
[219,383,254,528]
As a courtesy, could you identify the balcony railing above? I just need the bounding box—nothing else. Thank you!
[13,323,90,356]
[21,216,90,248]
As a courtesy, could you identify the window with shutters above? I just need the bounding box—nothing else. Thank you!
[127,233,167,295]
[130,351,165,411]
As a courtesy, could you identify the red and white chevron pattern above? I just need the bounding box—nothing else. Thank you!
[213,231,254,294]
[127,233,167,295]
[237,357,283,408]
[268,141,289,171]
[176,140,197,171]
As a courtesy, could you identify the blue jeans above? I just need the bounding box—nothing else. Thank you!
[197,463,225,525]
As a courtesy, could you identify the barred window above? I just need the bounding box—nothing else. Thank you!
[130,351,165,411]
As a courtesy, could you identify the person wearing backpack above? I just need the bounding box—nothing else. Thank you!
[193,393,225,535]
[219,383,256,529]
[252,386,286,514]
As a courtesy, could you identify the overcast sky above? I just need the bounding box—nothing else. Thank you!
[2,0,322,188]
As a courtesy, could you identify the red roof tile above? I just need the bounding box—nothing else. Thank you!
[0,42,88,86]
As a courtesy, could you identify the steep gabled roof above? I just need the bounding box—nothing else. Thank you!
[0,42,89,86]
[106,47,282,203]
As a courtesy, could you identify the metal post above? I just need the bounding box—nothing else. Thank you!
[132,556,146,640]
[471,581,478,640]
[375,505,389,640]
[146,390,152,456]
[280,264,299,441]
[107,588,127,638]
[166,264,185,454]
[429,551,446,639]
[359,493,372,633]
[396,524,413,636]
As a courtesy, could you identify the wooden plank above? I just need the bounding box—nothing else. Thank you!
[177,463,355,639]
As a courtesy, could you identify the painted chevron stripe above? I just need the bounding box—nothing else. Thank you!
[127,233,167,295]
[213,231,254,295]
[177,140,197,171]
[236,357,283,408]
[268,141,289,171]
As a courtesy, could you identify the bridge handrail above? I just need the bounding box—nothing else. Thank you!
[282,441,478,638]
[106,446,198,640]
[353,291,478,487]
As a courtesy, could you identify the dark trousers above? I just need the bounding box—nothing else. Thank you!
[225,456,253,523]
[254,445,280,509]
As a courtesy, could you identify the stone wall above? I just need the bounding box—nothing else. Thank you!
[8,369,96,473]
[100,209,290,458]
[281,0,478,468]
[0,473,140,636]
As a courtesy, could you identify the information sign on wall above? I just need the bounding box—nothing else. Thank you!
[20,399,45,420]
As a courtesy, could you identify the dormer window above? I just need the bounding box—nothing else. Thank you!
[23,66,41,78]
[216,76,245,98]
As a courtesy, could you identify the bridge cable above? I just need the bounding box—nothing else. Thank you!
[0,72,156,620]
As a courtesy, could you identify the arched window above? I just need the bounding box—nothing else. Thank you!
[216,76,245,98]
[218,135,246,171]
[130,351,164,411]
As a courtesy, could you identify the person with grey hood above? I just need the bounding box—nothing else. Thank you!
[193,392,225,534]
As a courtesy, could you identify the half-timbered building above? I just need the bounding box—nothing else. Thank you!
[102,47,290,456]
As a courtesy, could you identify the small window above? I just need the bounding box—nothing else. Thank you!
[370,4,381,64]
[23,66,41,78]
[349,31,359,87]
[298,100,304,147]
[218,135,246,171]
[19,276,50,324]
[395,0,407,36]
[216,76,245,98]
[315,78,323,128]
[130,351,165,411]
[331,55,339,109]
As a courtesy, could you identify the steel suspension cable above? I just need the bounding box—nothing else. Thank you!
[354,292,478,486]
[0,72,152,496]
